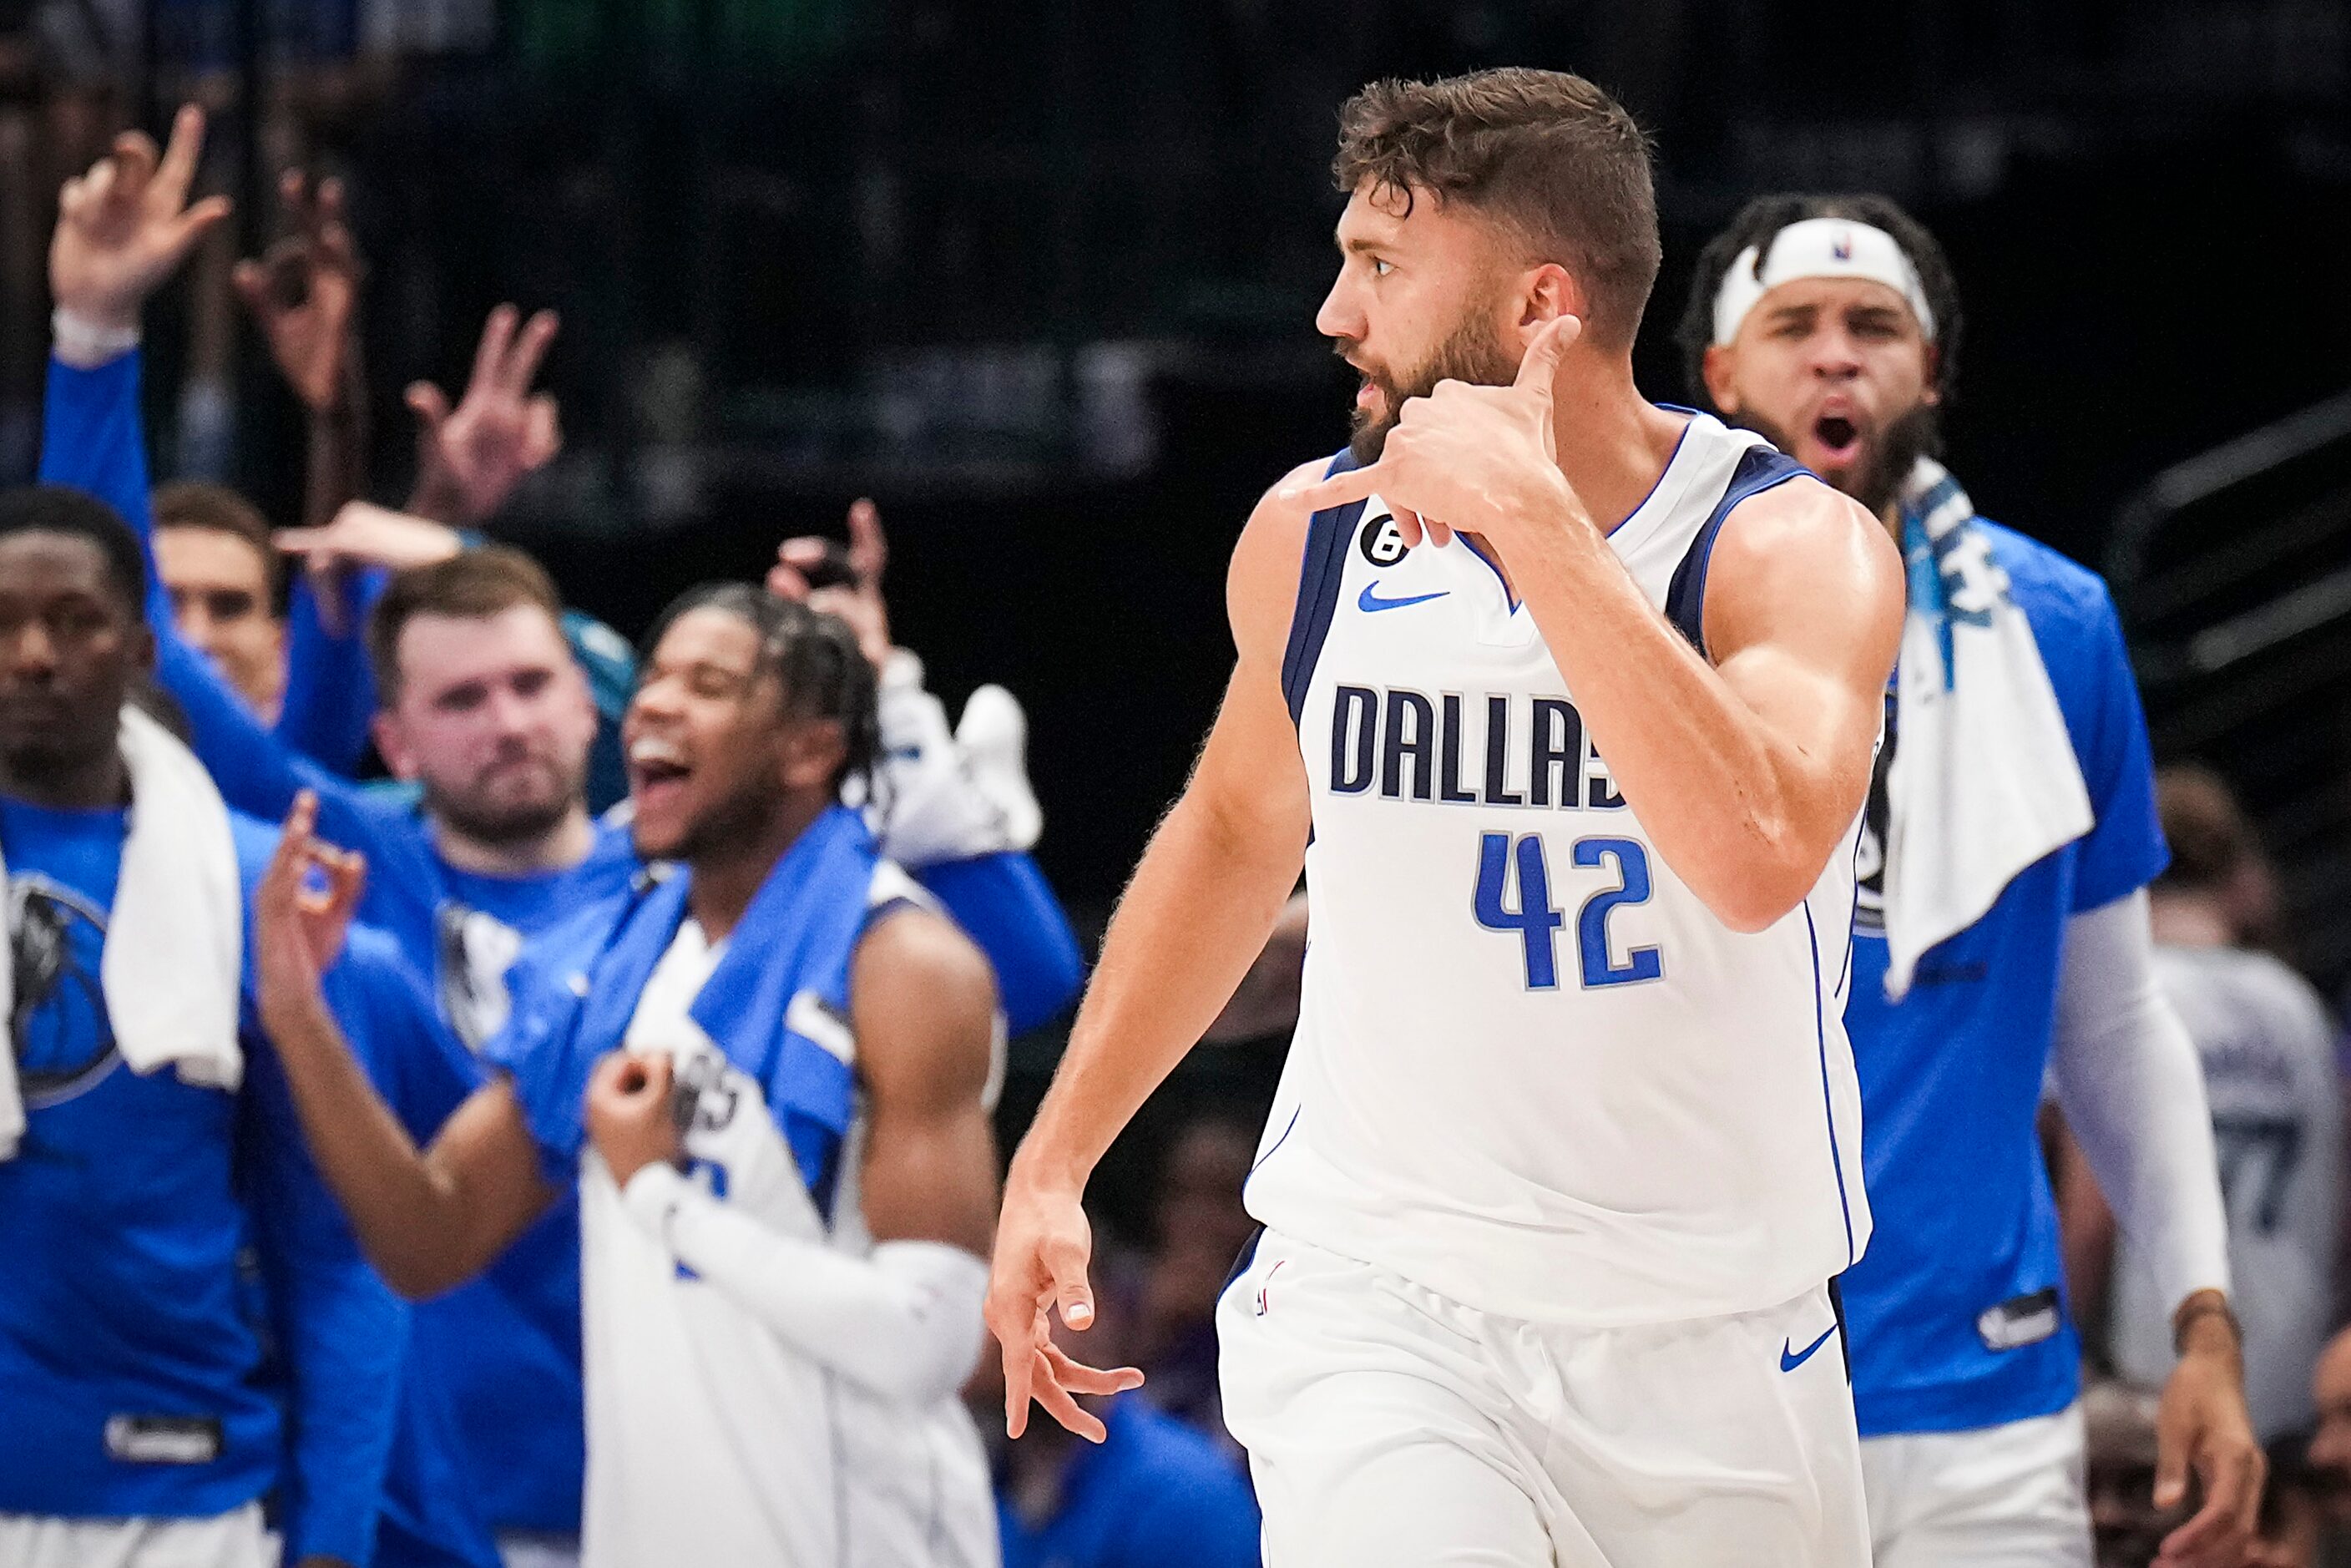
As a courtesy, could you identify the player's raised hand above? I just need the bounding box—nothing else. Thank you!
[2151,1302,2263,1568]
[1277,311,1585,549]
[256,792,368,994]
[586,1051,681,1187]
[406,303,562,526]
[233,170,364,414]
[984,1177,1144,1443]
[49,104,233,336]
[767,498,893,670]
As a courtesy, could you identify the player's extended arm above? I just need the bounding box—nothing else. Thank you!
[2049,891,2259,1566]
[986,465,1319,1439]
[255,795,557,1297]
[599,908,1006,1406]
[240,1015,405,1568]
[1285,315,1902,931]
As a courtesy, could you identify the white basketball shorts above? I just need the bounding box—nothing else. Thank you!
[0,1503,268,1568]
[1217,1228,1869,1567]
[1860,1404,2091,1567]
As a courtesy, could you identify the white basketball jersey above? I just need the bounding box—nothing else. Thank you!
[577,865,998,1568]
[1248,412,1873,1327]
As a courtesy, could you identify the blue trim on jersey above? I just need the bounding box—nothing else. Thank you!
[1457,533,1521,612]
[1281,450,1367,728]
[1804,903,1858,1268]
[1664,446,1809,656]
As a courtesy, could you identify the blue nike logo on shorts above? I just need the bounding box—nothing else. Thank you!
[1358,581,1449,613]
[1780,1322,1838,1372]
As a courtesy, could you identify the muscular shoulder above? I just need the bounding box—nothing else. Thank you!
[852,905,998,1109]
[1227,454,1340,665]
[1702,472,1904,669]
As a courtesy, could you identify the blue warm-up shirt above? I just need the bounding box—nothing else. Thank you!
[1840,522,2169,1437]
[995,1397,1261,1568]
[0,802,402,1563]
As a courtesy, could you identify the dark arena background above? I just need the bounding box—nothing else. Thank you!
[7,12,2351,1553]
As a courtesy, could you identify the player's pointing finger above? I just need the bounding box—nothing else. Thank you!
[1277,462,1382,517]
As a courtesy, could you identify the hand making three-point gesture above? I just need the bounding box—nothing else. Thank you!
[404,303,563,527]
[49,104,232,342]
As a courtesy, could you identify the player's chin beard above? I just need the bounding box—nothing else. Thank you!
[426,769,582,849]
[1347,316,1521,465]
[1727,402,1944,519]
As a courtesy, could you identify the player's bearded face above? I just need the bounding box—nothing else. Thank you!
[1732,399,1942,522]
[386,606,594,848]
[1343,300,1522,465]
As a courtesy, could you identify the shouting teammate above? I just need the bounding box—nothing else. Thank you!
[253,589,1005,1568]
[1681,195,2261,1565]
[989,69,1904,1565]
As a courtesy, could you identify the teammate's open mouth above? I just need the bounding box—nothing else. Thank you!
[629,741,693,809]
[1813,414,1862,464]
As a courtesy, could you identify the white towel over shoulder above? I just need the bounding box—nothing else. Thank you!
[0,705,245,1157]
[1881,459,2093,999]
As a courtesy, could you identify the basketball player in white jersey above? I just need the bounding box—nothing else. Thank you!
[250,590,1004,1568]
[987,68,1905,1565]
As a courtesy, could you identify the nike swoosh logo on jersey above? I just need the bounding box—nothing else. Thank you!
[1358,581,1449,613]
[1779,1322,1839,1373]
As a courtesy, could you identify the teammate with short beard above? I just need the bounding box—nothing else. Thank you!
[1681,193,2262,1568]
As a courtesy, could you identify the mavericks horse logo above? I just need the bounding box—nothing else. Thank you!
[9,873,119,1105]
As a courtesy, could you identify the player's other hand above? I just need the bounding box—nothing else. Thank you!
[2152,1297,2264,1568]
[49,104,232,336]
[767,497,893,672]
[984,1168,1144,1443]
[255,792,367,1012]
[406,303,562,527]
[233,169,363,415]
[1277,311,1585,551]
[587,1051,680,1188]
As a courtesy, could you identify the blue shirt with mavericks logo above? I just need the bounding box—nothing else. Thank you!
[0,800,415,1563]
[1841,519,2168,1437]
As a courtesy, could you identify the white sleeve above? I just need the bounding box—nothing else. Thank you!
[621,1162,989,1407]
[868,650,1044,865]
[2048,889,2232,1322]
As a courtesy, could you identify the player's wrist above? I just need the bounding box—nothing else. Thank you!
[51,306,142,367]
[1007,1136,1094,1199]
[2172,1290,2242,1361]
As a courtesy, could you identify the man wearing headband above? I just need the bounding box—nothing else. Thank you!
[1680,195,2261,1567]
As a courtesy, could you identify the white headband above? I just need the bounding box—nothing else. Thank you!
[1710,216,1935,346]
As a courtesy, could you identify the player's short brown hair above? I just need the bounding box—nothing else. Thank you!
[152,480,283,602]
[1332,68,1661,351]
[368,544,564,706]
[2156,763,2263,894]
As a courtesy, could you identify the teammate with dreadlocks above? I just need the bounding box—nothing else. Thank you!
[250,589,1004,1568]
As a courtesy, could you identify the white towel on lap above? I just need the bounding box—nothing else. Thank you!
[1882,459,2093,999]
[0,705,245,1158]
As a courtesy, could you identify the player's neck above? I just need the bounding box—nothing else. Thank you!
[2148,893,2232,949]
[432,804,596,878]
[1547,359,1699,537]
[0,744,129,812]
[685,792,831,944]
